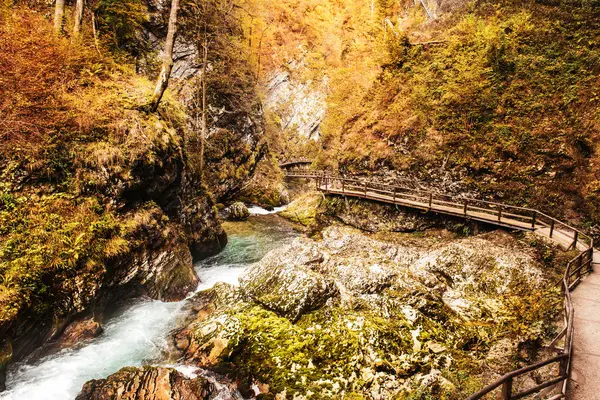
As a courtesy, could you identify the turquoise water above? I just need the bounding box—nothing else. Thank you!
[2,213,297,400]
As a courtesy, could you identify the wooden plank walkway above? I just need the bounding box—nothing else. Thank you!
[568,251,600,400]
[284,172,597,399]
[318,182,582,248]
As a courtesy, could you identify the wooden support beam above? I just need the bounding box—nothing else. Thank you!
[501,377,512,400]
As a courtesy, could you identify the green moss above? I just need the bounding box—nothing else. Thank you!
[325,0,600,225]
[279,192,322,227]
[199,284,494,398]
[210,305,413,398]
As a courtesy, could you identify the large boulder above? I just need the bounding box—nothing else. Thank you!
[76,367,214,400]
[224,202,250,221]
[239,240,338,322]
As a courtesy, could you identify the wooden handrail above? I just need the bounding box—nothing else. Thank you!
[285,170,595,399]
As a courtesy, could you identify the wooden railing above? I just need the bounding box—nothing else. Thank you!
[286,171,595,399]
[279,158,314,169]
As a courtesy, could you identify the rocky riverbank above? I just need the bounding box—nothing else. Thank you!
[167,223,567,399]
[76,366,215,400]
[0,113,227,389]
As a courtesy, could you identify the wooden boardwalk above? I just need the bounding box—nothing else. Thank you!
[284,171,596,400]
[568,252,600,400]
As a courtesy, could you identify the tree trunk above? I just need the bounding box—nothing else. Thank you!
[91,11,101,55]
[256,30,264,82]
[149,0,180,112]
[200,35,208,182]
[54,0,65,35]
[72,0,84,38]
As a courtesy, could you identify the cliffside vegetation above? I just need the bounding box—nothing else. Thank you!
[0,0,257,380]
[314,0,600,228]
[236,0,600,228]
[1,10,151,322]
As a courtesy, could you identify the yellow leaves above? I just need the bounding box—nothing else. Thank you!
[0,193,132,323]
[103,237,130,258]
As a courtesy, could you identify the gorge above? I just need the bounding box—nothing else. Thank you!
[2,0,600,399]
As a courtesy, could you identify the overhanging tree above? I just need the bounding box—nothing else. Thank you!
[150,0,180,111]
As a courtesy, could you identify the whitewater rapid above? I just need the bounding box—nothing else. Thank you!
[2,212,297,400]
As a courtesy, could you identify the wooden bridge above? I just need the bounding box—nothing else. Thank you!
[284,169,598,400]
[279,158,313,171]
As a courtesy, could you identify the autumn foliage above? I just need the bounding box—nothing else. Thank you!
[0,10,106,182]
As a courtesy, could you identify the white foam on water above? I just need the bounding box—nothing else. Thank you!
[2,216,297,400]
[2,299,183,400]
[247,205,287,215]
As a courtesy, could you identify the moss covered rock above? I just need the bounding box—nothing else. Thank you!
[224,202,251,221]
[240,242,338,321]
[173,225,566,399]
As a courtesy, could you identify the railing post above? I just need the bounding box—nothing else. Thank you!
[393,189,396,204]
[429,193,433,210]
[326,176,329,193]
[364,181,367,197]
[532,211,537,230]
[501,377,513,400]
[498,207,503,222]
[342,179,345,194]
[550,220,555,238]
[464,200,468,216]
[573,231,579,250]
[559,354,569,390]
[577,255,583,281]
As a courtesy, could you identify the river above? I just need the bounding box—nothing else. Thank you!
[2,212,297,400]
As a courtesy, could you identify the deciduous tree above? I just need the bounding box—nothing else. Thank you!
[73,0,84,38]
[54,0,64,34]
[150,0,180,111]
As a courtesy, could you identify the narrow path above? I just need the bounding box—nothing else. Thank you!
[283,169,597,399]
[569,250,600,400]
[323,185,577,246]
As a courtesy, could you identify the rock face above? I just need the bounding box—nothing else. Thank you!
[172,225,566,399]
[266,60,328,141]
[144,0,268,204]
[323,196,478,233]
[224,202,250,221]
[76,367,214,400]
[280,192,486,237]
[55,318,103,349]
[240,244,338,321]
